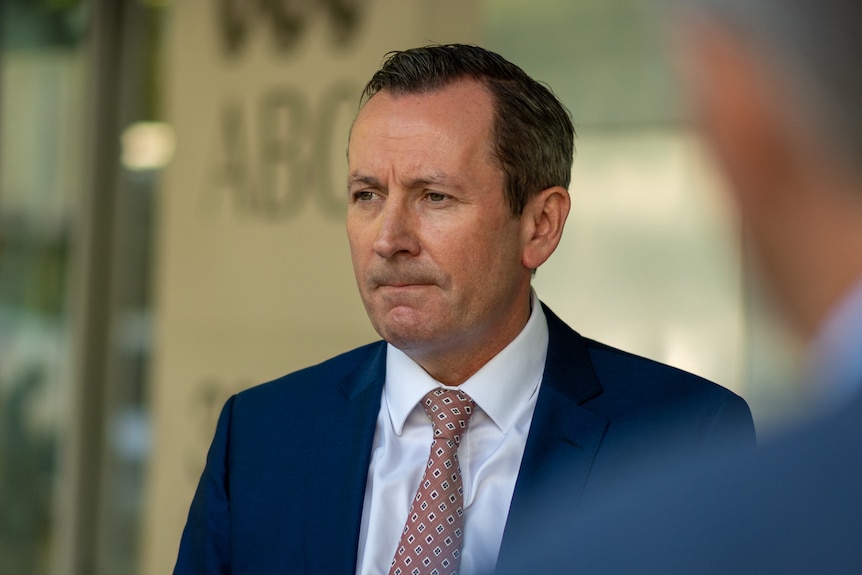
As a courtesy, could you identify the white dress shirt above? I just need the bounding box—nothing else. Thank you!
[355,292,549,575]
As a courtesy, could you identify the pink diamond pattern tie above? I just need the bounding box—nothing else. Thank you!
[389,388,476,575]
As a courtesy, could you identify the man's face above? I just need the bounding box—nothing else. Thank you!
[346,79,533,374]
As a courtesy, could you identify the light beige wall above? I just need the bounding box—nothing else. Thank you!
[142,2,480,572]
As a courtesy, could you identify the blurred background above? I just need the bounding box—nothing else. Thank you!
[0,0,804,573]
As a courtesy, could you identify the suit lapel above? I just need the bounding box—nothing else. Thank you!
[498,305,609,563]
[296,306,608,571]
[303,343,387,574]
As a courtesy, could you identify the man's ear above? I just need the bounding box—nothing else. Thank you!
[521,186,571,270]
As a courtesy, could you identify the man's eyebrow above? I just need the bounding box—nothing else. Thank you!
[348,172,460,190]
[348,174,383,189]
[408,172,458,188]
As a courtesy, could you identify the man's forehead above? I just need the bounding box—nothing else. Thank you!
[348,88,495,157]
[353,80,494,129]
[362,76,492,107]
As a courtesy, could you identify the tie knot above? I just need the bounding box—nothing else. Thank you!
[422,388,475,443]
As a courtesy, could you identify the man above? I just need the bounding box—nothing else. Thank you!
[174,44,754,575]
[496,1,862,573]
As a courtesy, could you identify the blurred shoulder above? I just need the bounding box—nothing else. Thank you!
[235,340,387,406]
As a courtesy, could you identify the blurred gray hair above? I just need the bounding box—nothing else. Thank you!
[686,0,862,171]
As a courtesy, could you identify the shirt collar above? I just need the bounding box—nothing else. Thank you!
[384,291,549,435]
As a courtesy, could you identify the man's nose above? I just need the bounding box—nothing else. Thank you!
[372,198,420,259]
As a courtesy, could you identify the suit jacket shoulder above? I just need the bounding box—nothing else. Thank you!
[498,393,862,575]
[236,340,387,404]
[175,341,388,574]
[499,304,756,561]
[539,302,754,455]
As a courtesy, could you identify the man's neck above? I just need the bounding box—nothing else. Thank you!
[406,297,534,386]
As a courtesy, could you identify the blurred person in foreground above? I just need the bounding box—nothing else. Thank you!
[173,44,754,575]
[496,1,862,573]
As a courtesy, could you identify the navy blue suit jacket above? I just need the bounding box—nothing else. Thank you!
[496,391,862,575]
[174,304,755,574]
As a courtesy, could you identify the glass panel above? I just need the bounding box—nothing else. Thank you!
[0,1,91,573]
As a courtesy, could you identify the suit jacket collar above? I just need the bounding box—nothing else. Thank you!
[497,303,609,564]
[304,342,387,574]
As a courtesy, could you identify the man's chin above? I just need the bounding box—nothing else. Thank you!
[374,317,437,351]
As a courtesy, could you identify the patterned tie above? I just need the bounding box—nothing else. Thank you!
[389,388,476,575]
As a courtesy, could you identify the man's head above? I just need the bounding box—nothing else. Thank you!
[675,0,862,338]
[346,45,573,384]
[360,43,575,217]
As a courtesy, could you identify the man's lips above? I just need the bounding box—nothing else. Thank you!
[368,270,440,289]
[378,282,431,288]
[375,284,436,296]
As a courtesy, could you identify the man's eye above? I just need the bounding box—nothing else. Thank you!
[354,191,376,201]
[427,192,447,202]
